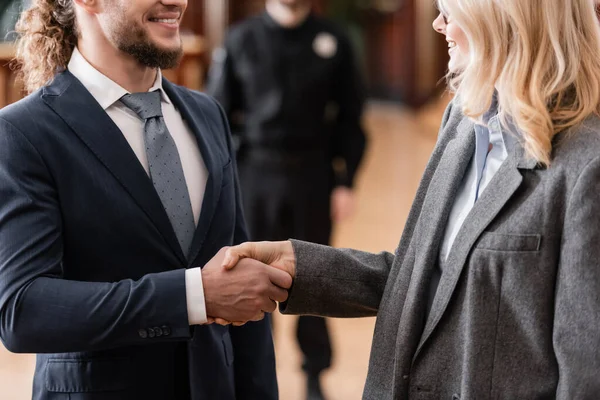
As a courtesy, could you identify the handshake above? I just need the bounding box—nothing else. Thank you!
[201,241,296,326]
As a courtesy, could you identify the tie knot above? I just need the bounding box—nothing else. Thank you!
[120,91,163,120]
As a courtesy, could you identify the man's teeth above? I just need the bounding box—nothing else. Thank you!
[448,41,456,48]
[151,18,177,23]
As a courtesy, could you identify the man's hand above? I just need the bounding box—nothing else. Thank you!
[222,241,296,278]
[201,247,292,324]
[207,242,296,326]
[330,186,356,223]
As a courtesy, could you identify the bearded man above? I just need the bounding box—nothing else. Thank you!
[0,0,289,399]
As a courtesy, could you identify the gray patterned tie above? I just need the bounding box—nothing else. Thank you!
[120,91,195,257]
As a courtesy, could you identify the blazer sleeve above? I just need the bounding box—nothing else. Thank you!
[281,240,395,318]
[553,155,600,398]
[0,118,191,354]
[212,100,278,399]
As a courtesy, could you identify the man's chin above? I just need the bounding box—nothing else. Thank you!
[155,48,184,70]
[121,41,184,69]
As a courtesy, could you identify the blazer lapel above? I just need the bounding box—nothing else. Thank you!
[42,72,186,264]
[406,118,476,295]
[162,81,223,266]
[414,135,537,359]
[386,117,476,378]
[395,118,476,346]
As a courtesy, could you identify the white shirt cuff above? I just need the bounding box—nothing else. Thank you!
[185,267,208,325]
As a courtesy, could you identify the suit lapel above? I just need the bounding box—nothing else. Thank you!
[162,81,223,266]
[42,72,187,264]
[414,134,535,360]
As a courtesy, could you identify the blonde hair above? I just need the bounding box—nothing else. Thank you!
[12,0,78,94]
[438,0,600,166]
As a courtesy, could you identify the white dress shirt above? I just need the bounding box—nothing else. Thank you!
[439,106,516,262]
[68,48,209,325]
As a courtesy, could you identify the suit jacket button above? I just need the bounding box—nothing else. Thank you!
[403,375,409,380]
[148,328,156,338]
[154,327,163,337]
[162,325,171,336]
[138,329,148,339]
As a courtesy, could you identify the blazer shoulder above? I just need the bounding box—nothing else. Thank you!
[553,114,600,171]
[435,97,465,142]
[0,89,46,129]
[0,90,55,153]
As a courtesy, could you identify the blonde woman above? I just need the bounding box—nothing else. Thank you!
[221,0,600,398]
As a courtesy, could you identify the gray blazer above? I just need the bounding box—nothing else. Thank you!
[282,101,600,399]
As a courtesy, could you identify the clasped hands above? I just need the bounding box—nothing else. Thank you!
[201,241,296,327]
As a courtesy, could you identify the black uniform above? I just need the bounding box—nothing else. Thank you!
[207,12,366,377]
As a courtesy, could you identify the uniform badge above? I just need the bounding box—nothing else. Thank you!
[313,32,338,59]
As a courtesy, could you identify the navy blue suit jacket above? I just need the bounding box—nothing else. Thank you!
[0,71,277,399]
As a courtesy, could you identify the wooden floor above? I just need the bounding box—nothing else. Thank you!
[0,98,449,400]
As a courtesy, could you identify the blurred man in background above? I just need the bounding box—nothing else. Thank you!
[207,0,367,398]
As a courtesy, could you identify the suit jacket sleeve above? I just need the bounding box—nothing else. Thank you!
[330,34,367,188]
[280,240,395,318]
[0,118,191,354]
[211,100,278,399]
[553,155,600,398]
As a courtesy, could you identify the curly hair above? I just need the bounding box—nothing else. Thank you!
[12,0,78,94]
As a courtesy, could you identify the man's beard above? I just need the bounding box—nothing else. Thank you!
[119,38,183,70]
[108,17,183,69]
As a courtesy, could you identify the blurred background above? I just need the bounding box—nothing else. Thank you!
[0,0,457,399]
[0,0,452,106]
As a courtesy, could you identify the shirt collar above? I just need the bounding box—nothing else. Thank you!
[486,115,517,156]
[481,91,499,125]
[67,47,172,110]
[475,92,518,156]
